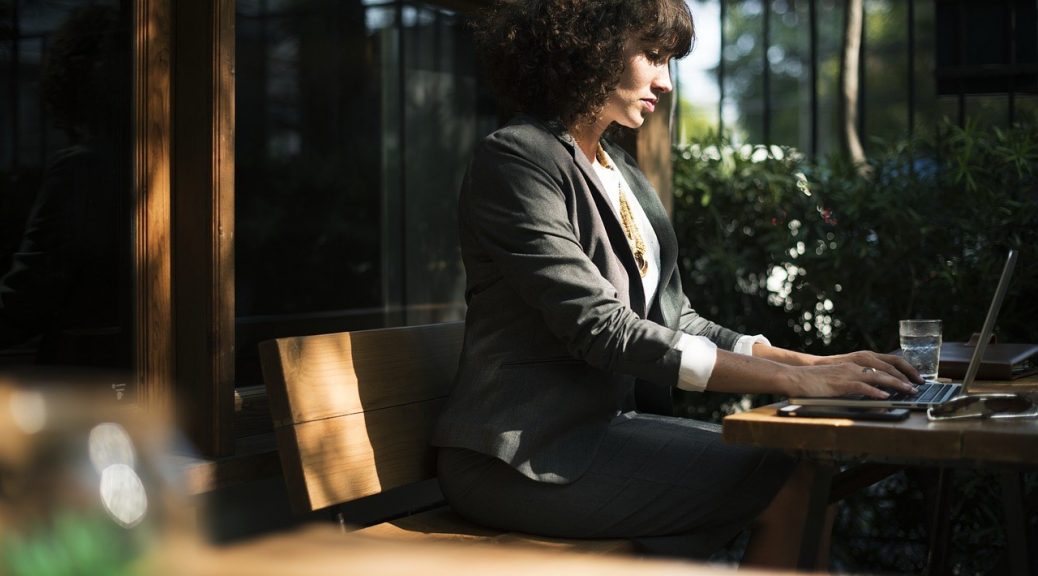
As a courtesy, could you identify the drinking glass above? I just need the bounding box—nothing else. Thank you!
[899,319,943,381]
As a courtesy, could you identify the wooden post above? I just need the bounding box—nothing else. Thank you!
[173,0,236,457]
[133,0,175,413]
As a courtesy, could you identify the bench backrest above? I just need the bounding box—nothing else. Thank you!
[260,322,464,514]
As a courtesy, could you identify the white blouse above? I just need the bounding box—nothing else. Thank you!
[592,146,769,392]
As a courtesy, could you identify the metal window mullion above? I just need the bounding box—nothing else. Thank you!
[1008,0,1017,124]
[397,0,408,324]
[719,0,726,137]
[908,0,915,139]
[9,1,19,170]
[858,0,866,144]
[956,0,966,127]
[810,0,818,159]
[763,0,771,145]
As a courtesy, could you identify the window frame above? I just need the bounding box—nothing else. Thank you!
[136,0,673,460]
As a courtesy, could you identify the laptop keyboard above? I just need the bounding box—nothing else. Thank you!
[887,382,953,403]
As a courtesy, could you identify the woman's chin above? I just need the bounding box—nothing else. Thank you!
[617,115,646,129]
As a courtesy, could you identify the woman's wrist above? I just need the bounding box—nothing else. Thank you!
[752,342,821,367]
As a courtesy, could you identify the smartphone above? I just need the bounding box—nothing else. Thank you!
[776,404,910,421]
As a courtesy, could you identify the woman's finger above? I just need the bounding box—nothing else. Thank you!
[849,377,892,399]
[853,351,923,385]
[858,364,918,395]
[878,353,924,383]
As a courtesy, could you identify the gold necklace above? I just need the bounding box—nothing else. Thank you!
[597,145,648,278]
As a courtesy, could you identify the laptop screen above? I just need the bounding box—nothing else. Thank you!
[962,249,1018,392]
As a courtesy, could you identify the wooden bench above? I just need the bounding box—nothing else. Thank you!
[260,322,633,554]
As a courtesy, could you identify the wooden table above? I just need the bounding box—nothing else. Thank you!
[722,377,1038,573]
[143,524,796,576]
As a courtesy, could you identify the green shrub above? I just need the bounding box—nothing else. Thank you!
[674,120,1038,361]
[673,120,1038,573]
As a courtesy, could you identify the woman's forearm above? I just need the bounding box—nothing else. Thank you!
[751,341,821,367]
[705,349,798,395]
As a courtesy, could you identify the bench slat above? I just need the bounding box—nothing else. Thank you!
[262,321,636,556]
[358,507,635,554]
[277,398,443,512]
[261,322,462,428]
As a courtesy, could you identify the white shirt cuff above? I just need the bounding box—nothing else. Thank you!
[675,334,718,392]
[734,334,770,356]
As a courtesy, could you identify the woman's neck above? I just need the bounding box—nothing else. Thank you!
[568,118,610,163]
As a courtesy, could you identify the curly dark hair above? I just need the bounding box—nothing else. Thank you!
[474,0,694,127]
[40,5,129,142]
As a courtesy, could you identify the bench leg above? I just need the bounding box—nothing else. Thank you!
[926,467,953,576]
[1000,471,1030,576]
[797,461,835,571]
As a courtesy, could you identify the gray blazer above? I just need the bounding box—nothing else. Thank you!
[432,116,744,484]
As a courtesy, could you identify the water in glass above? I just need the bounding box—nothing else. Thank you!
[901,333,942,381]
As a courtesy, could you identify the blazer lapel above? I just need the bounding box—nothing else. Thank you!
[540,121,648,316]
[606,141,679,304]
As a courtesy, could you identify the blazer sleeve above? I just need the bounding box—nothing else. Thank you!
[676,291,743,351]
[461,133,683,387]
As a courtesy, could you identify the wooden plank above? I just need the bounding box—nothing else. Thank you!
[723,407,966,462]
[727,403,1038,467]
[179,433,281,495]
[359,507,635,554]
[283,399,443,512]
[261,323,463,426]
[234,385,273,436]
[357,506,503,543]
[149,523,787,576]
[172,0,236,458]
[133,0,175,413]
[961,420,1038,465]
[274,424,313,513]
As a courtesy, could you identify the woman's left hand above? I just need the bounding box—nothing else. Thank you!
[813,350,924,385]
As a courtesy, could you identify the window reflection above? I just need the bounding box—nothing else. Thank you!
[863,0,909,148]
[0,3,132,380]
[235,0,495,382]
[767,0,809,150]
[721,0,765,143]
[677,0,722,143]
[815,0,846,158]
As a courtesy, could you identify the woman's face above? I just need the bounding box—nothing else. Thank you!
[601,38,673,129]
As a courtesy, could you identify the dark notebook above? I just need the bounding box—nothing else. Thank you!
[939,342,1038,380]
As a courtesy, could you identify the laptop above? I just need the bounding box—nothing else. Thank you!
[790,249,1018,410]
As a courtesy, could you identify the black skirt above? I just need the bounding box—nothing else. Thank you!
[437,411,797,559]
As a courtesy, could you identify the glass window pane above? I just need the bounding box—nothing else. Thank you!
[912,0,937,138]
[966,94,1011,129]
[401,3,492,325]
[863,0,909,148]
[1017,94,1038,125]
[0,3,134,378]
[938,94,961,125]
[723,0,765,143]
[816,0,846,158]
[677,0,722,142]
[235,0,494,381]
[236,0,387,320]
[768,0,811,150]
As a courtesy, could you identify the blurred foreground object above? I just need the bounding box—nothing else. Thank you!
[0,380,197,575]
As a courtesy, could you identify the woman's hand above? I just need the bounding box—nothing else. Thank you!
[709,348,921,398]
[814,350,923,384]
[785,361,920,399]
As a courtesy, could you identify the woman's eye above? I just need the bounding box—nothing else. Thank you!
[646,50,665,64]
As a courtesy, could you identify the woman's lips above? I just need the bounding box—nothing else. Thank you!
[642,99,657,113]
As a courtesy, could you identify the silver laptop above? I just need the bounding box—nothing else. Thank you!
[790,249,1018,410]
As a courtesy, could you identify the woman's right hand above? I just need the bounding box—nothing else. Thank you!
[783,362,919,399]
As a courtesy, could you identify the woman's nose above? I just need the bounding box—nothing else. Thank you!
[653,64,673,94]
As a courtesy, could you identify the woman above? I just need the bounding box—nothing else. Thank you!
[432,0,921,567]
